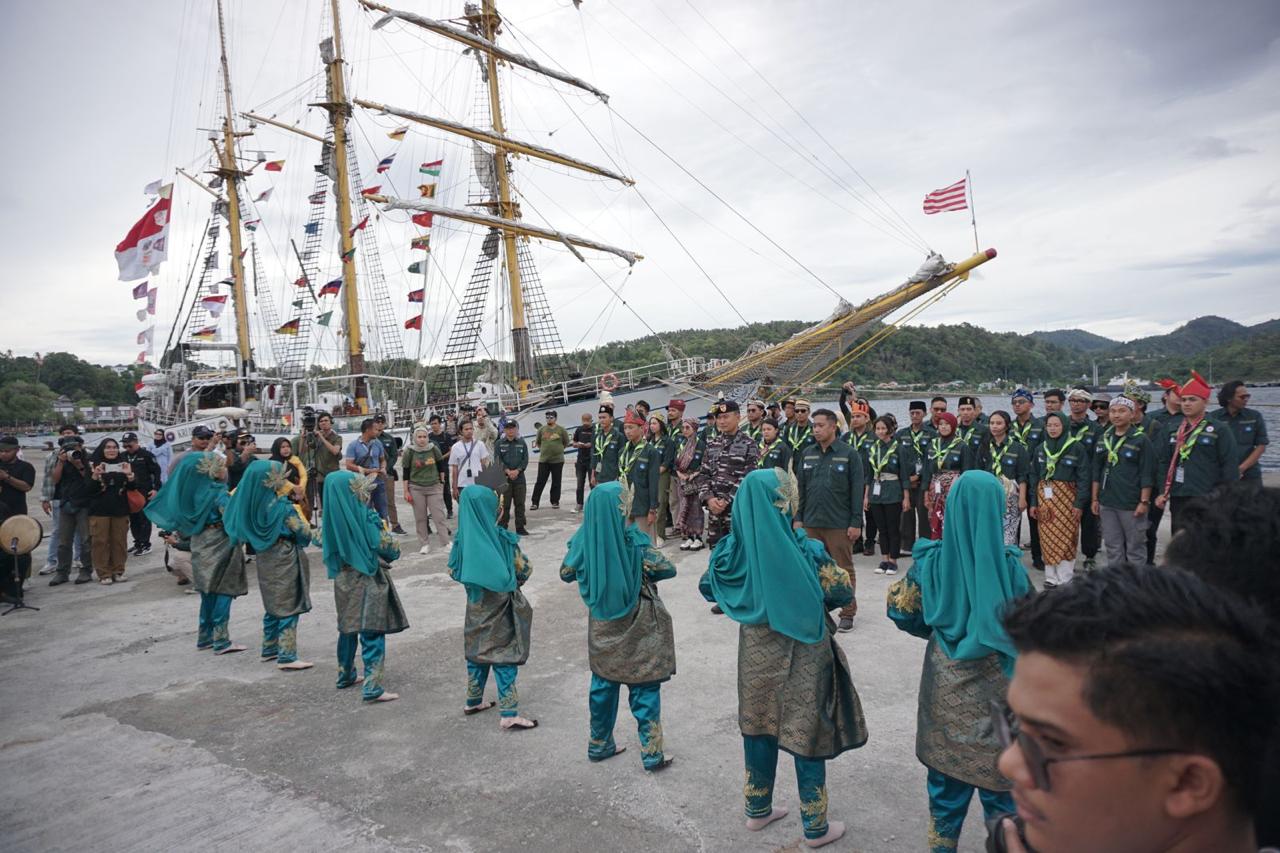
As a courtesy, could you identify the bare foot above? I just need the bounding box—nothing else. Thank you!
[804,821,845,848]
[464,700,496,716]
[261,653,278,662]
[278,660,314,671]
[369,692,399,703]
[214,644,248,655]
[746,806,789,831]
[500,715,538,730]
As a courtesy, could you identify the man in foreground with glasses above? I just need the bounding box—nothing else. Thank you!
[1210,380,1268,482]
[992,563,1276,853]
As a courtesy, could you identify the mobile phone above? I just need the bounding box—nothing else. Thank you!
[104,462,125,473]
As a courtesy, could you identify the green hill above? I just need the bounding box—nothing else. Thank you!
[1108,316,1249,358]
[1029,328,1118,352]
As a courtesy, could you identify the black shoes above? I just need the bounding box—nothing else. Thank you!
[516,527,530,536]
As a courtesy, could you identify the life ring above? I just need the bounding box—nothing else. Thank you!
[217,419,229,431]
[600,373,619,392]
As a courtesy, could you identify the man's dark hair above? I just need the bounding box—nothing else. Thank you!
[57,424,78,435]
[1217,380,1246,410]
[318,412,332,423]
[1002,563,1278,819]
[811,408,838,425]
[360,418,376,435]
[1043,388,1065,402]
[930,396,947,406]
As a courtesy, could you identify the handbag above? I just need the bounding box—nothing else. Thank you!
[127,489,146,514]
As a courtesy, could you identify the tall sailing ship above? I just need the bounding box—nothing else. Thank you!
[132,0,995,446]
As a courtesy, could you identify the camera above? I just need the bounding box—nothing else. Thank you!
[985,813,1029,853]
[238,434,255,446]
[301,406,317,432]
[58,436,81,450]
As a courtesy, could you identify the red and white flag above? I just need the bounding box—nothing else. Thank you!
[201,294,228,317]
[116,185,173,280]
[923,178,968,214]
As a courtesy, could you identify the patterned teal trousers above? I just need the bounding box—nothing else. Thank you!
[261,614,301,664]
[336,631,386,701]
[197,593,234,651]
[588,675,665,769]
[743,734,829,840]
[466,661,519,717]
[926,767,1014,852]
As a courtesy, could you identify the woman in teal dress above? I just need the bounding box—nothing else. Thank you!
[886,470,1032,853]
[560,481,677,771]
[700,468,868,849]
[224,460,315,671]
[449,485,538,730]
[145,452,248,654]
[321,470,408,703]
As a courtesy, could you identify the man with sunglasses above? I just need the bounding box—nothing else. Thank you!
[1210,380,1268,482]
[930,396,949,429]
[783,399,815,472]
[742,399,766,443]
[993,563,1277,853]
[1090,394,1111,428]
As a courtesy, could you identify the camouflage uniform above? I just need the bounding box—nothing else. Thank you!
[697,429,761,545]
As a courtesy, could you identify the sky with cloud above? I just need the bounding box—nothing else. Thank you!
[2,0,1277,367]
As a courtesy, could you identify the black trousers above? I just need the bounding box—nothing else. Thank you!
[869,502,903,559]
[1169,495,1197,539]
[575,460,591,507]
[531,461,564,507]
[499,479,527,529]
[900,484,929,550]
[129,509,152,549]
[1018,514,1044,567]
[439,467,453,515]
[1080,508,1101,560]
[1145,503,1164,564]
[860,505,878,551]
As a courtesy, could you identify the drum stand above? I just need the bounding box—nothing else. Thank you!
[3,542,40,615]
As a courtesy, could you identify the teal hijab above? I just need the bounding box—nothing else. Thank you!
[144,452,227,536]
[563,481,649,621]
[912,470,1031,675]
[320,470,383,579]
[223,460,297,552]
[448,486,519,602]
[706,468,826,644]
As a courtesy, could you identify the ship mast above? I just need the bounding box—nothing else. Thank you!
[322,0,368,411]
[475,0,534,399]
[214,0,255,394]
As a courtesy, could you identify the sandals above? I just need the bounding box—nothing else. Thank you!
[500,716,539,731]
[464,700,496,716]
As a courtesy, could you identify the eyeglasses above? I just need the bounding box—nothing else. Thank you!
[990,701,1186,792]
[795,408,809,414]
[1238,393,1252,401]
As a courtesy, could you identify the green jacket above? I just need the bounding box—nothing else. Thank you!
[956,421,989,456]
[1010,416,1044,451]
[1030,439,1091,509]
[980,438,1029,485]
[921,436,973,493]
[757,439,792,471]
[1210,406,1268,481]
[1093,427,1156,510]
[494,436,529,484]
[620,440,661,515]
[864,437,913,504]
[1154,414,1239,498]
[1066,416,1102,461]
[796,439,864,530]
[592,424,625,483]
[533,423,571,464]
[894,424,934,479]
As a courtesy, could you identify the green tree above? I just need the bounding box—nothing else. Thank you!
[0,381,57,426]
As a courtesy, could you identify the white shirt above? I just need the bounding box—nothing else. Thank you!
[449,440,489,488]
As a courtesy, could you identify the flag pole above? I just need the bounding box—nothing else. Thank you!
[967,169,979,253]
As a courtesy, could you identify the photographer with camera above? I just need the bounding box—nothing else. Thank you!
[86,438,139,584]
[120,431,161,555]
[293,409,342,519]
[226,431,257,491]
[48,433,95,585]
[39,424,86,575]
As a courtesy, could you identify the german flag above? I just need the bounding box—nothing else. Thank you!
[192,326,218,340]
[275,319,301,336]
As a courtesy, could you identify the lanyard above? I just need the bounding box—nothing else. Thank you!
[1176,418,1210,463]
[757,440,778,467]
[869,440,897,478]
[594,427,613,458]
[620,441,642,478]
[1012,419,1035,446]
[787,423,812,450]
[988,440,1010,476]
[744,422,762,442]
[1042,435,1080,479]
[1101,428,1133,467]
[930,437,961,468]
[849,430,871,454]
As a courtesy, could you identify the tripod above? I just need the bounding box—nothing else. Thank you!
[2,540,40,615]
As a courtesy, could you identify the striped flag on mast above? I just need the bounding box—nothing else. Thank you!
[923,177,968,214]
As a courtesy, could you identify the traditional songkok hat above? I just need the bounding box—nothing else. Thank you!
[909,400,927,411]
[598,403,615,415]
[958,395,978,407]
[667,399,686,412]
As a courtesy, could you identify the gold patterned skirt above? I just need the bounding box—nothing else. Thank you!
[916,638,1011,791]
[464,587,533,666]
[191,524,248,597]
[588,582,676,685]
[737,617,868,760]
[1036,480,1079,565]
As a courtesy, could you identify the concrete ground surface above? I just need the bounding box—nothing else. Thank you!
[0,463,1183,853]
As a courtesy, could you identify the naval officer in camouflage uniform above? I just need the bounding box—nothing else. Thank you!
[698,400,761,548]
[619,411,662,541]
[591,404,625,487]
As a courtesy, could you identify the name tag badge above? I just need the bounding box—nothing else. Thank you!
[1044,485,1054,500]
[872,481,882,497]
[934,480,942,494]
[1176,466,1186,484]
[835,464,845,472]
[915,462,923,474]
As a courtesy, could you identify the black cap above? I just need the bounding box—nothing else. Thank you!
[958,395,978,407]
[909,400,927,412]
[504,420,519,430]
[0,434,18,448]
[598,404,614,415]
[192,426,216,439]
[713,400,740,415]
[122,431,138,442]
[545,410,557,418]
[373,413,387,423]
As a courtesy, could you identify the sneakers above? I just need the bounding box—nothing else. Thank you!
[74,571,93,585]
[550,504,560,510]
[837,616,854,633]
[529,504,540,511]
[679,538,692,550]
[874,563,886,575]
[141,542,152,554]
[688,538,704,551]
[38,564,56,576]
[418,545,431,556]
[572,506,582,514]
[49,572,69,586]
[884,564,898,576]
[391,525,407,536]
[131,545,144,557]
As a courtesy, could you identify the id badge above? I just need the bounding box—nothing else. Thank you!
[1175,466,1185,484]
[915,461,922,474]
[934,480,942,494]
[1100,471,1108,492]
[1044,485,1054,500]
[872,481,882,497]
